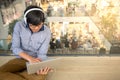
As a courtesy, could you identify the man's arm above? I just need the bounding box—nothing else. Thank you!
[37,29,51,60]
[19,52,41,63]
[12,22,24,55]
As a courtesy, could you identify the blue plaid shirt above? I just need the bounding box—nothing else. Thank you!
[12,20,51,60]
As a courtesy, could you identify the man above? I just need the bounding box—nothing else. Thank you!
[0,5,51,80]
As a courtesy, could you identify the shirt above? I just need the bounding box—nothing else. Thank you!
[12,20,51,60]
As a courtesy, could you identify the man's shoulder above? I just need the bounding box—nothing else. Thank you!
[44,25,51,33]
[15,20,26,28]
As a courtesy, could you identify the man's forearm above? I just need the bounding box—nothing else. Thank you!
[19,52,41,63]
[19,52,33,62]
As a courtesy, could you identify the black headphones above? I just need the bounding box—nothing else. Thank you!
[24,8,44,24]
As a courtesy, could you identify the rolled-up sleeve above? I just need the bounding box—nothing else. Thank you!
[12,22,24,55]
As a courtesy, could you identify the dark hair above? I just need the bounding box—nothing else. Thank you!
[24,5,45,25]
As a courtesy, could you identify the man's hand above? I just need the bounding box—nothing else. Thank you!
[29,58,41,63]
[36,67,51,75]
[19,52,42,63]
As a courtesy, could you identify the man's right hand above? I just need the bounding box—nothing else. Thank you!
[29,58,41,63]
[19,52,41,63]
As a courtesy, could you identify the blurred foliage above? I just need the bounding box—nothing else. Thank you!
[68,1,80,7]
[100,3,118,42]
[101,14,117,42]
[8,19,18,35]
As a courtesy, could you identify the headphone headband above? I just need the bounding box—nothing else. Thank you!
[24,8,44,24]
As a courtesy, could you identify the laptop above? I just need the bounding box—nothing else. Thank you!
[26,57,62,74]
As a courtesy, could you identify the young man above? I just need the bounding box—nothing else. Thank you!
[0,5,51,80]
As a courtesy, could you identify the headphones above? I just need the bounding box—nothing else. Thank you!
[24,8,44,24]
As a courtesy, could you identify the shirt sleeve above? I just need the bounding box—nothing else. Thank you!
[11,22,24,55]
[37,28,51,60]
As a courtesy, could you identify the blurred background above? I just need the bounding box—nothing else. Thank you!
[0,0,120,56]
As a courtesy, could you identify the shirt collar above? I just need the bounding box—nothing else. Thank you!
[40,25,44,31]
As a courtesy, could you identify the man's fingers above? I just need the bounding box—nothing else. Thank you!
[49,68,54,72]
[44,67,50,72]
[42,67,49,74]
[36,58,42,61]
[36,67,51,75]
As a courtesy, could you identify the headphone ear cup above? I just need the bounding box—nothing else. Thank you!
[43,18,45,22]
[24,17,27,24]
[43,13,47,22]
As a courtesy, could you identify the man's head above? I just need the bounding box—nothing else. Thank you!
[24,5,45,32]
